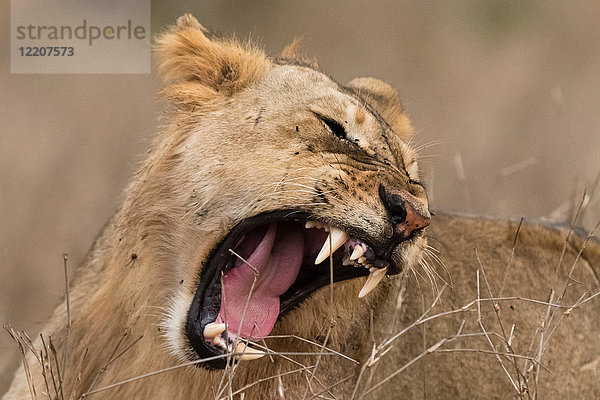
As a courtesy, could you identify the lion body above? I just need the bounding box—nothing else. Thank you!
[4,15,600,400]
[371,213,600,399]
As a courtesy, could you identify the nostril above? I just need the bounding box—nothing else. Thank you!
[379,184,408,223]
[379,185,407,220]
[391,215,406,225]
[379,184,430,239]
[388,195,407,221]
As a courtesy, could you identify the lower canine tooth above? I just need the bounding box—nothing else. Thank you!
[358,267,388,298]
[235,342,266,361]
[357,257,366,264]
[342,253,352,266]
[213,336,228,350]
[315,227,349,264]
[204,322,226,339]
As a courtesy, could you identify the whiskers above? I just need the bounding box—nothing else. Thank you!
[272,169,334,205]
[414,244,451,298]
[410,137,445,166]
[412,138,445,155]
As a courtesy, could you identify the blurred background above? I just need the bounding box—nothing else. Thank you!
[2,0,600,394]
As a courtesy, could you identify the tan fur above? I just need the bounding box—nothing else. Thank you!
[4,15,599,400]
[280,38,303,60]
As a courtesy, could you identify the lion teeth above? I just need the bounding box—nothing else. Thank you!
[349,245,364,261]
[235,342,266,361]
[203,322,226,339]
[305,220,318,229]
[315,227,349,264]
[357,256,366,264]
[358,267,388,298]
[342,253,352,266]
[213,335,228,350]
[305,220,330,231]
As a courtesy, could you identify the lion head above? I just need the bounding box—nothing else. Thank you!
[132,15,432,369]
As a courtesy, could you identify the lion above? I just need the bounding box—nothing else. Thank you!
[3,15,600,399]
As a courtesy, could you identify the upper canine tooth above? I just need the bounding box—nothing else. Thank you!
[358,267,388,298]
[349,245,364,261]
[235,342,266,361]
[204,322,226,339]
[315,227,349,264]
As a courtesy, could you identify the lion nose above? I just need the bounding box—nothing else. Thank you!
[379,184,430,240]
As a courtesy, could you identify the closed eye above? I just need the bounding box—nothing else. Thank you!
[314,113,347,140]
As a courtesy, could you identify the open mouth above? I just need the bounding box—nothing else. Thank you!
[186,211,403,369]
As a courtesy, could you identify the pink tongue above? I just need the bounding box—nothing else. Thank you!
[219,222,304,338]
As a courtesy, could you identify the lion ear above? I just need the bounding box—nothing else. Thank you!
[346,77,413,143]
[154,14,270,99]
[280,38,303,59]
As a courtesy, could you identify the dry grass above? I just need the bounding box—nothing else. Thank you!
[5,199,599,399]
